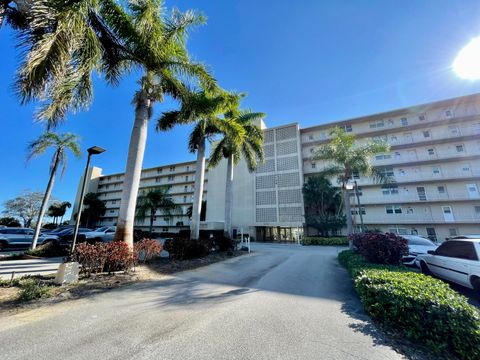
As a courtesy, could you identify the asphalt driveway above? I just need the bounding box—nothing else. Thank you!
[0,244,405,360]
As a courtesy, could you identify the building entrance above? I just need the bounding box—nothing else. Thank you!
[256,227,303,243]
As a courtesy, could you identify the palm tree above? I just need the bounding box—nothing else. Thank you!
[136,186,180,238]
[208,107,265,238]
[27,132,81,249]
[157,91,241,240]
[81,193,106,228]
[312,127,390,241]
[57,201,71,225]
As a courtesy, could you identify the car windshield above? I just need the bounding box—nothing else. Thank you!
[406,236,435,246]
[95,227,108,232]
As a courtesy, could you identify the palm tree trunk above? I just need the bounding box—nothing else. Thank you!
[114,94,151,249]
[224,154,234,238]
[31,152,60,249]
[191,138,206,240]
[354,181,364,233]
[342,187,353,249]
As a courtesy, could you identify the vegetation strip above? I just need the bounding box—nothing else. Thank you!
[339,250,480,360]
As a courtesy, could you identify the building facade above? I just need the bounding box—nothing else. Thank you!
[72,94,480,242]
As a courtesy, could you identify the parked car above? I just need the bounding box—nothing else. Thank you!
[55,228,93,247]
[41,226,72,235]
[84,226,116,243]
[0,227,59,250]
[415,239,480,295]
[400,235,438,266]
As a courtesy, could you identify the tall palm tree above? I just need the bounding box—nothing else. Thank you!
[209,107,265,238]
[27,132,81,249]
[312,127,390,242]
[157,91,242,240]
[136,186,179,238]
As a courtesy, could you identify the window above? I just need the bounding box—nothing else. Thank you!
[445,109,453,118]
[449,126,461,137]
[416,187,427,201]
[462,163,471,172]
[186,166,190,171]
[311,162,316,169]
[155,177,161,183]
[310,148,314,153]
[308,134,314,140]
[455,144,465,152]
[375,154,392,160]
[106,185,110,189]
[351,171,360,179]
[427,148,435,156]
[169,166,175,172]
[341,124,352,132]
[437,186,446,194]
[474,205,480,217]
[379,166,395,177]
[431,166,441,175]
[109,210,115,214]
[116,175,121,180]
[398,169,405,176]
[449,228,458,237]
[435,241,478,260]
[422,130,431,138]
[406,207,414,214]
[387,119,394,126]
[185,175,189,181]
[184,186,188,192]
[168,175,174,181]
[112,200,116,205]
[394,152,401,159]
[351,207,366,215]
[386,205,402,214]
[356,186,363,196]
[390,135,398,142]
[382,185,399,195]
[369,120,384,129]
[418,114,426,121]
[401,117,408,126]
[183,196,187,203]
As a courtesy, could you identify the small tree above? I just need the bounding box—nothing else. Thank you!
[312,127,390,241]
[302,176,345,237]
[136,186,180,239]
[2,191,44,228]
[0,216,22,227]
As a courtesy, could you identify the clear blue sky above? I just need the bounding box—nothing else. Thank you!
[2,0,480,218]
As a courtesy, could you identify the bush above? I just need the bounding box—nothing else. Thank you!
[213,236,235,251]
[163,238,209,260]
[73,242,134,276]
[350,232,408,265]
[339,250,480,360]
[302,237,348,246]
[18,278,51,301]
[134,239,162,263]
[26,242,68,258]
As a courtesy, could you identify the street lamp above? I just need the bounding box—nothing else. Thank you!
[71,146,106,253]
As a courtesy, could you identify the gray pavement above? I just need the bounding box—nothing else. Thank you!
[0,257,63,280]
[0,244,405,360]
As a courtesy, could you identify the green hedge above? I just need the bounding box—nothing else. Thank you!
[302,237,348,246]
[339,250,480,360]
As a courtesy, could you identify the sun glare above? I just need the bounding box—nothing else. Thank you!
[453,36,480,79]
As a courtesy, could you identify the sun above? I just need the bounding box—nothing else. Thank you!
[453,37,480,80]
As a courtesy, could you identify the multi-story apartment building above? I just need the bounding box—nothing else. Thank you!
[72,94,480,242]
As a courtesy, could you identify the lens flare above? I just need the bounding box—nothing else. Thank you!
[453,37,480,80]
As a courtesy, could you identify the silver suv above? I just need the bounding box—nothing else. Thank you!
[0,228,59,250]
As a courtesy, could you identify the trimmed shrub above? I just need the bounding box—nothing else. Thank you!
[73,242,134,275]
[134,239,162,263]
[302,237,348,246]
[350,232,408,265]
[339,250,480,360]
[163,238,209,260]
[26,242,68,258]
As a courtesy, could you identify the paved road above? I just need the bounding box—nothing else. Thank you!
[0,257,63,280]
[0,244,404,360]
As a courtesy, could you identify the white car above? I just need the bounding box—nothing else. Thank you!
[415,238,480,295]
[84,226,116,243]
[400,235,438,266]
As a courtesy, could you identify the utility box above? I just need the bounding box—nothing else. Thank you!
[55,262,80,285]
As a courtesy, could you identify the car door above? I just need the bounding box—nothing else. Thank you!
[430,241,473,286]
[24,229,34,246]
[427,242,455,279]
[104,227,116,242]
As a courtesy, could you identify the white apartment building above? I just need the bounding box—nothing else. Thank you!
[72,94,480,242]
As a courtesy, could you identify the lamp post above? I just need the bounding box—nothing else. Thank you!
[71,146,106,253]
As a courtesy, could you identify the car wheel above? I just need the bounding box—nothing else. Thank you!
[420,261,431,275]
[471,277,480,298]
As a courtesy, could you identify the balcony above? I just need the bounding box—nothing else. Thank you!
[357,192,480,205]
